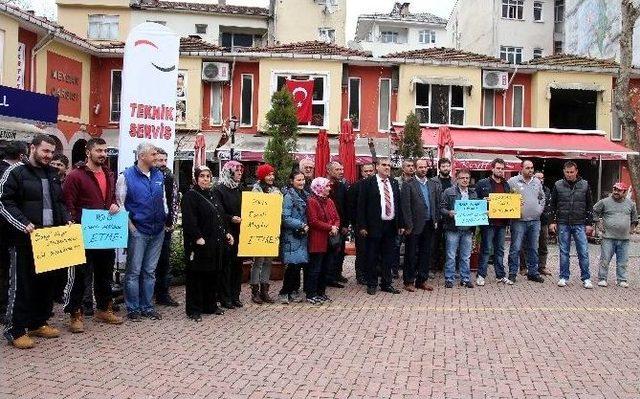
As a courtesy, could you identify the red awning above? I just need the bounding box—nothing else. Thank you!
[420,126,638,160]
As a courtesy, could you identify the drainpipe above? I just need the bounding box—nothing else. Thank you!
[597,155,603,200]
[30,32,55,92]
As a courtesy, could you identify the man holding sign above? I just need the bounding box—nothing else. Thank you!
[62,138,123,333]
[0,134,71,349]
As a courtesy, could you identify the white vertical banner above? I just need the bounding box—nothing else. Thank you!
[16,43,25,89]
[118,22,179,172]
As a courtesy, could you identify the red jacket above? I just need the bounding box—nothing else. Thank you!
[62,165,116,222]
[306,194,340,253]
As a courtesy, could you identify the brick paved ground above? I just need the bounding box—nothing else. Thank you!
[1,242,639,399]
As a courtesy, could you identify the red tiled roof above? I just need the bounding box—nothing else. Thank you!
[525,53,619,69]
[94,36,223,52]
[240,41,371,57]
[133,0,268,17]
[384,47,505,64]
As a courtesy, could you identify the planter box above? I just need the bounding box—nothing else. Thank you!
[242,259,284,283]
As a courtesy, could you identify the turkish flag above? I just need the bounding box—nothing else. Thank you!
[285,79,314,123]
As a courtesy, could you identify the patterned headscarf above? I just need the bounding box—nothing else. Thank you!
[310,177,330,197]
[220,160,243,189]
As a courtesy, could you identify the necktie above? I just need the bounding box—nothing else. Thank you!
[382,179,392,217]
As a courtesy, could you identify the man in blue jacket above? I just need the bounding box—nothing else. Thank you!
[116,143,168,321]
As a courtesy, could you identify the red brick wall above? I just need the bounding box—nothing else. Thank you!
[89,57,123,136]
[17,28,37,90]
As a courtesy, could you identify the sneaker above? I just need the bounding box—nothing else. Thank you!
[306,297,321,305]
[278,294,290,304]
[497,277,509,284]
[462,281,474,288]
[583,279,594,289]
[127,312,142,322]
[557,278,567,287]
[142,310,162,320]
[527,275,544,283]
[290,291,304,303]
[506,279,515,285]
[28,325,60,339]
[476,276,485,286]
[444,281,454,288]
[598,280,608,287]
[617,281,629,288]
[318,294,332,302]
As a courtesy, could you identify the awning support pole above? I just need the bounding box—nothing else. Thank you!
[597,155,603,201]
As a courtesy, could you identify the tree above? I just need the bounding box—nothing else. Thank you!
[614,0,640,211]
[263,88,299,186]
[399,112,424,160]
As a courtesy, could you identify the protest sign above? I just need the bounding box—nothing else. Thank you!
[31,225,86,273]
[488,193,521,219]
[454,200,489,227]
[238,192,283,257]
[81,209,129,249]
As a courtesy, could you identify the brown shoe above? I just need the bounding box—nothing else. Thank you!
[416,283,434,291]
[11,334,36,349]
[519,269,527,276]
[69,310,84,333]
[29,325,60,339]
[539,268,552,276]
[403,284,416,292]
[95,303,124,325]
[260,283,275,303]
[251,284,263,304]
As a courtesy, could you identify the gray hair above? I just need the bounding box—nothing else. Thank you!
[136,142,157,159]
[326,160,342,172]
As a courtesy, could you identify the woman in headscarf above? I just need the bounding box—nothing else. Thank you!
[214,160,244,309]
[306,177,340,304]
[278,170,309,304]
[250,164,281,304]
[181,166,234,321]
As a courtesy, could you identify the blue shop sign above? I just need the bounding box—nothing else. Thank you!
[0,85,59,125]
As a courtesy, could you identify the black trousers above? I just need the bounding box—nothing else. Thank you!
[280,263,305,295]
[306,253,331,298]
[328,237,345,282]
[354,235,367,282]
[63,249,115,314]
[154,231,172,301]
[219,243,242,302]
[4,245,54,341]
[0,241,8,321]
[365,221,398,289]
[432,225,447,271]
[185,269,219,316]
[403,222,435,286]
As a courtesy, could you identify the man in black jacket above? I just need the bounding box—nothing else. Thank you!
[401,158,441,292]
[0,141,28,325]
[0,135,71,349]
[549,161,594,289]
[347,163,375,285]
[431,158,453,272]
[327,161,349,287]
[357,158,403,295]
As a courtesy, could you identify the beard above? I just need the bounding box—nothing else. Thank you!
[439,170,450,178]
[33,154,51,167]
[91,156,106,166]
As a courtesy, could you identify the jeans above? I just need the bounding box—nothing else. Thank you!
[251,257,273,284]
[477,225,507,279]
[444,230,473,283]
[154,231,172,301]
[508,220,541,279]
[598,238,629,283]
[558,224,591,281]
[124,229,165,314]
[403,222,435,285]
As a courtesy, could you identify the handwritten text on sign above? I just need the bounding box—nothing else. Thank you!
[488,193,521,219]
[81,209,129,249]
[31,224,86,273]
[238,192,283,257]
[454,200,489,227]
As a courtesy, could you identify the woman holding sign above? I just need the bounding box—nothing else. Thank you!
[181,166,234,322]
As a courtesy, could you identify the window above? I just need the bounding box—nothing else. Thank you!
[500,46,523,64]
[554,0,564,22]
[210,82,222,126]
[220,32,258,50]
[414,84,465,125]
[275,73,328,128]
[240,74,253,126]
[147,20,166,26]
[483,89,495,126]
[533,1,543,21]
[380,31,398,43]
[554,40,563,54]
[379,78,391,131]
[533,48,543,58]
[501,0,524,19]
[88,14,119,40]
[195,24,207,34]
[318,28,336,43]
[348,77,361,130]
[512,85,524,127]
[110,70,122,122]
[419,30,436,44]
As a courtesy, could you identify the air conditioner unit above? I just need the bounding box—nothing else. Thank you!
[482,70,509,90]
[202,62,230,82]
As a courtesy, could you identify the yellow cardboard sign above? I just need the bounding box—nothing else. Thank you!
[488,193,522,219]
[238,192,283,257]
[31,224,86,273]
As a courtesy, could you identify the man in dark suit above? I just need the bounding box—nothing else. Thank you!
[327,161,349,287]
[401,158,441,292]
[357,158,403,295]
[348,163,375,285]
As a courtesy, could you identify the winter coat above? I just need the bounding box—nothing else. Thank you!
[251,181,281,195]
[181,186,230,272]
[62,165,117,222]
[549,177,593,225]
[307,194,340,254]
[280,187,309,265]
[214,183,243,239]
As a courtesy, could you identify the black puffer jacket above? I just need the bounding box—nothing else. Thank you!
[0,161,70,244]
[549,177,593,225]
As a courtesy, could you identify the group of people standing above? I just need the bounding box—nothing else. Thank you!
[0,135,637,350]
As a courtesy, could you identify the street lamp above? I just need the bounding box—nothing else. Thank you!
[229,115,238,161]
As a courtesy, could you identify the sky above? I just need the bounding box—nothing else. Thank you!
[28,0,458,40]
